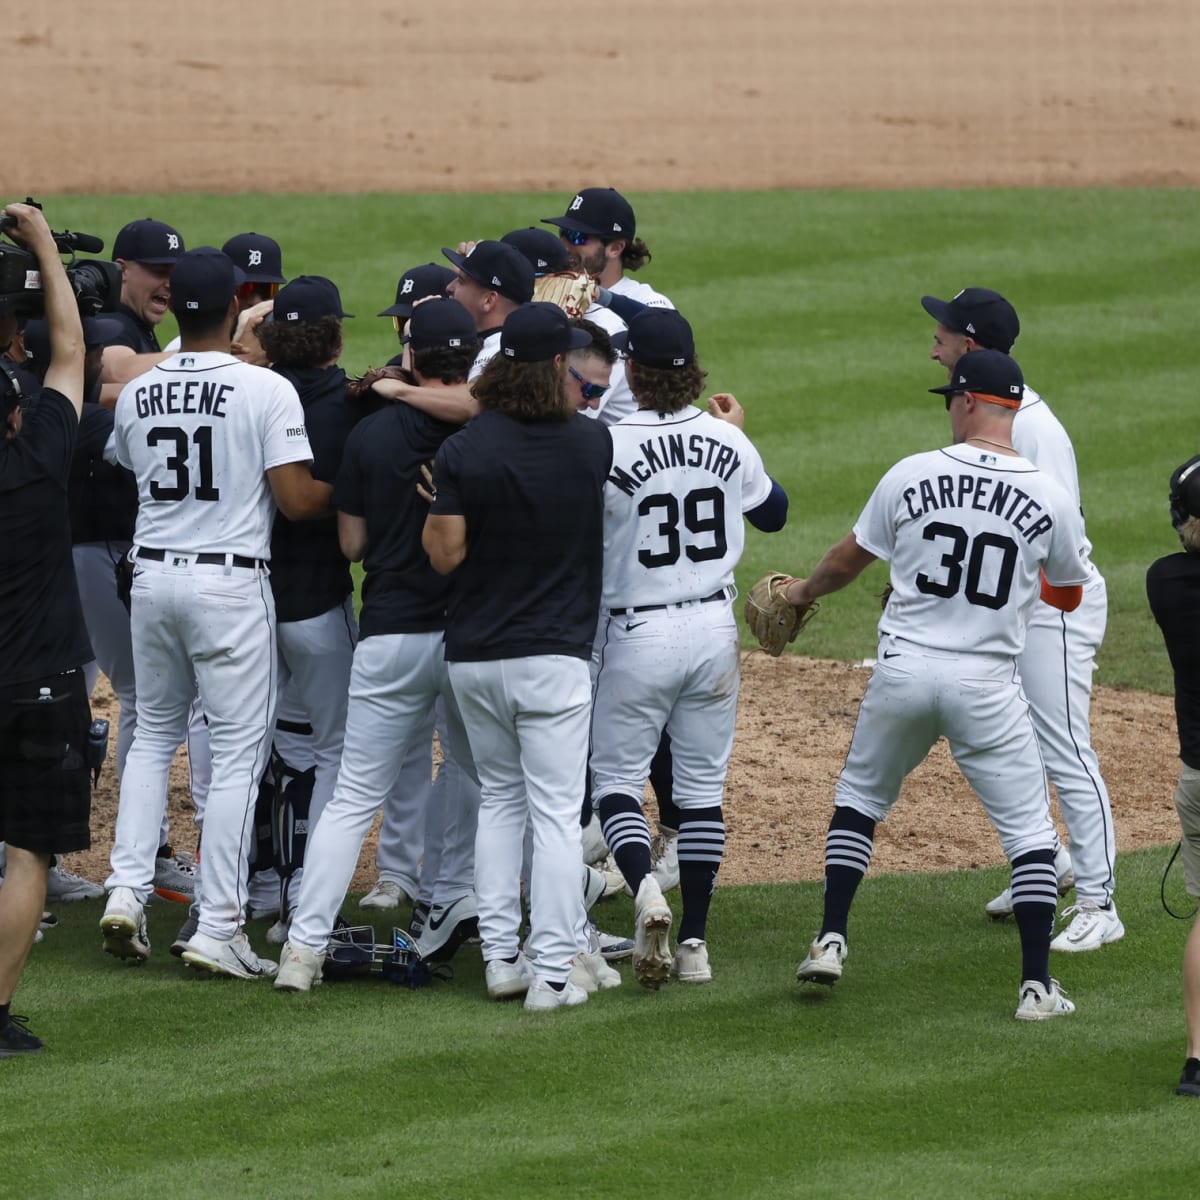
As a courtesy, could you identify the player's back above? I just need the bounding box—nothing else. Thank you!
[858,444,1088,657]
[114,351,310,559]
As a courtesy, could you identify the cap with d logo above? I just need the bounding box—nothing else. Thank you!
[221,232,285,284]
[542,188,636,241]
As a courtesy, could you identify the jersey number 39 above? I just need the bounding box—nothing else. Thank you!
[147,425,221,502]
[637,486,727,568]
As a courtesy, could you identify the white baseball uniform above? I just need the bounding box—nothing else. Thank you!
[1012,385,1116,904]
[107,351,311,940]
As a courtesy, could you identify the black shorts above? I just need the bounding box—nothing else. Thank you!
[0,668,92,855]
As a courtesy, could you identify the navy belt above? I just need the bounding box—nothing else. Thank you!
[137,547,263,570]
[609,587,729,617]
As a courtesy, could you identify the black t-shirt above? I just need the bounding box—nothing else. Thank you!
[0,389,93,685]
[104,305,161,354]
[268,365,364,623]
[69,402,137,544]
[1147,550,1200,770]
[430,410,612,662]
[334,402,461,638]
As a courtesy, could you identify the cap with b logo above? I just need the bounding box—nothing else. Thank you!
[169,247,245,313]
[378,263,456,318]
[221,232,285,284]
[401,297,478,350]
[442,241,534,305]
[542,188,636,241]
[501,227,569,275]
[928,349,1025,408]
[272,275,354,324]
[500,302,592,363]
[627,309,695,370]
[921,288,1020,353]
[113,218,185,265]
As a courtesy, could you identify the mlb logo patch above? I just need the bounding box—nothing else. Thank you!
[186,300,199,309]
[286,311,300,321]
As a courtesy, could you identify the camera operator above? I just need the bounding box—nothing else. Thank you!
[1147,454,1200,1100]
[0,201,93,1058]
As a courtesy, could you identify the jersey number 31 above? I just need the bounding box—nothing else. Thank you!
[147,425,221,502]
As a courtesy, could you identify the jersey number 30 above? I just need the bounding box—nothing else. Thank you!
[916,521,1017,609]
[637,487,727,568]
[147,426,220,502]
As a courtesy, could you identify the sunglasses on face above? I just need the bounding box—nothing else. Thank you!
[560,228,593,246]
[569,365,608,401]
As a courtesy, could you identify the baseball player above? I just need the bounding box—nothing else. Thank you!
[923,288,1120,951]
[100,247,327,979]
[790,350,1088,1019]
[589,310,787,988]
[275,298,484,993]
[1146,455,1200,1099]
[377,261,455,360]
[424,303,612,1011]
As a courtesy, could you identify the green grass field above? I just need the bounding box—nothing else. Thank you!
[11,189,1197,1195]
[9,848,1197,1200]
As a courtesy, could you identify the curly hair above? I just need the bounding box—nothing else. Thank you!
[412,339,480,385]
[258,314,343,369]
[619,237,653,274]
[1179,515,1200,554]
[471,356,571,421]
[570,318,617,367]
[627,356,708,414]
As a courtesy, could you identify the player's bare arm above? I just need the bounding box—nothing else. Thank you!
[100,345,174,386]
[337,511,368,562]
[785,533,877,608]
[267,461,332,521]
[422,513,467,574]
[370,377,479,425]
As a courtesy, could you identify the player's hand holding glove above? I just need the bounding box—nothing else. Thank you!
[744,572,818,657]
[533,271,600,317]
[346,364,413,403]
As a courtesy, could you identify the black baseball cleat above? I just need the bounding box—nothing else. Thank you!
[414,893,479,963]
[0,1014,43,1058]
[1175,1058,1200,1098]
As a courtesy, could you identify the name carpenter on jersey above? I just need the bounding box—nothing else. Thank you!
[903,472,1053,544]
[134,379,234,420]
[608,432,740,496]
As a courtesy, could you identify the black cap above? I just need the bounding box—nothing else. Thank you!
[442,241,534,304]
[626,309,695,369]
[378,263,455,318]
[500,302,592,363]
[928,349,1024,408]
[401,298,478,350]
[112,218,185,265]
[501,227,569,275]
[273,275,354,324]
[1169,456,1200,528]
[921,288,1020,353]
[543,188,636,241]
[23,315,127,367]
[221,233,285,284]
[170,247,245,314]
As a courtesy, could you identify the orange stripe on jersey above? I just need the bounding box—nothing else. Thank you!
[966,390,1022,410]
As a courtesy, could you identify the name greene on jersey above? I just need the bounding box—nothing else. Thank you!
[904,471,1053,544]
[608,431,740,495]
[133,378,235,421]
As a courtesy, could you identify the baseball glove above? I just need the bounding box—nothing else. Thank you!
[345,364,414,403]
[743,572,817,657]
[532,271,599,317]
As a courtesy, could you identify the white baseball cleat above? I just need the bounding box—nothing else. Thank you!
[632,875,673,990]
[1050,900,1125,952]
[650,822,680,893]
[796,933,846,985]
[266,915,292,946]
[985,846,1076,920]
[582,864,608,911]
[523,978,589,1011]
[45,864,104,902]
[99,887,151,963]
[570,949,622,992]
[415,893,479,962]
[359,878,410,910]
[580,819,609,866]
[485,953,536,999]
[181,930,278,980]
[274,942,324,992]
[591,923,634,962]
[672,938,713,984]
[1015,978,1076,1021]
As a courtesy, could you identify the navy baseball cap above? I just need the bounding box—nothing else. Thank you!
[543,188,636,241]
[442,241,535,304]
[112,218,185,265]
[378,263,455,318]
[626,309,695,369]
[273,275,354,324]
[170,247,245,313]
[23,315,126,367]
[221,233,285,284]
[501,227,569,275]
[402,298,477,350]
[921,288,1020,353]
[500,302,592,363]
[929,349,1025,408]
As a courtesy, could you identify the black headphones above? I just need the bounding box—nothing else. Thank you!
[1169,455,1200,529]
[0,356,23,418]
